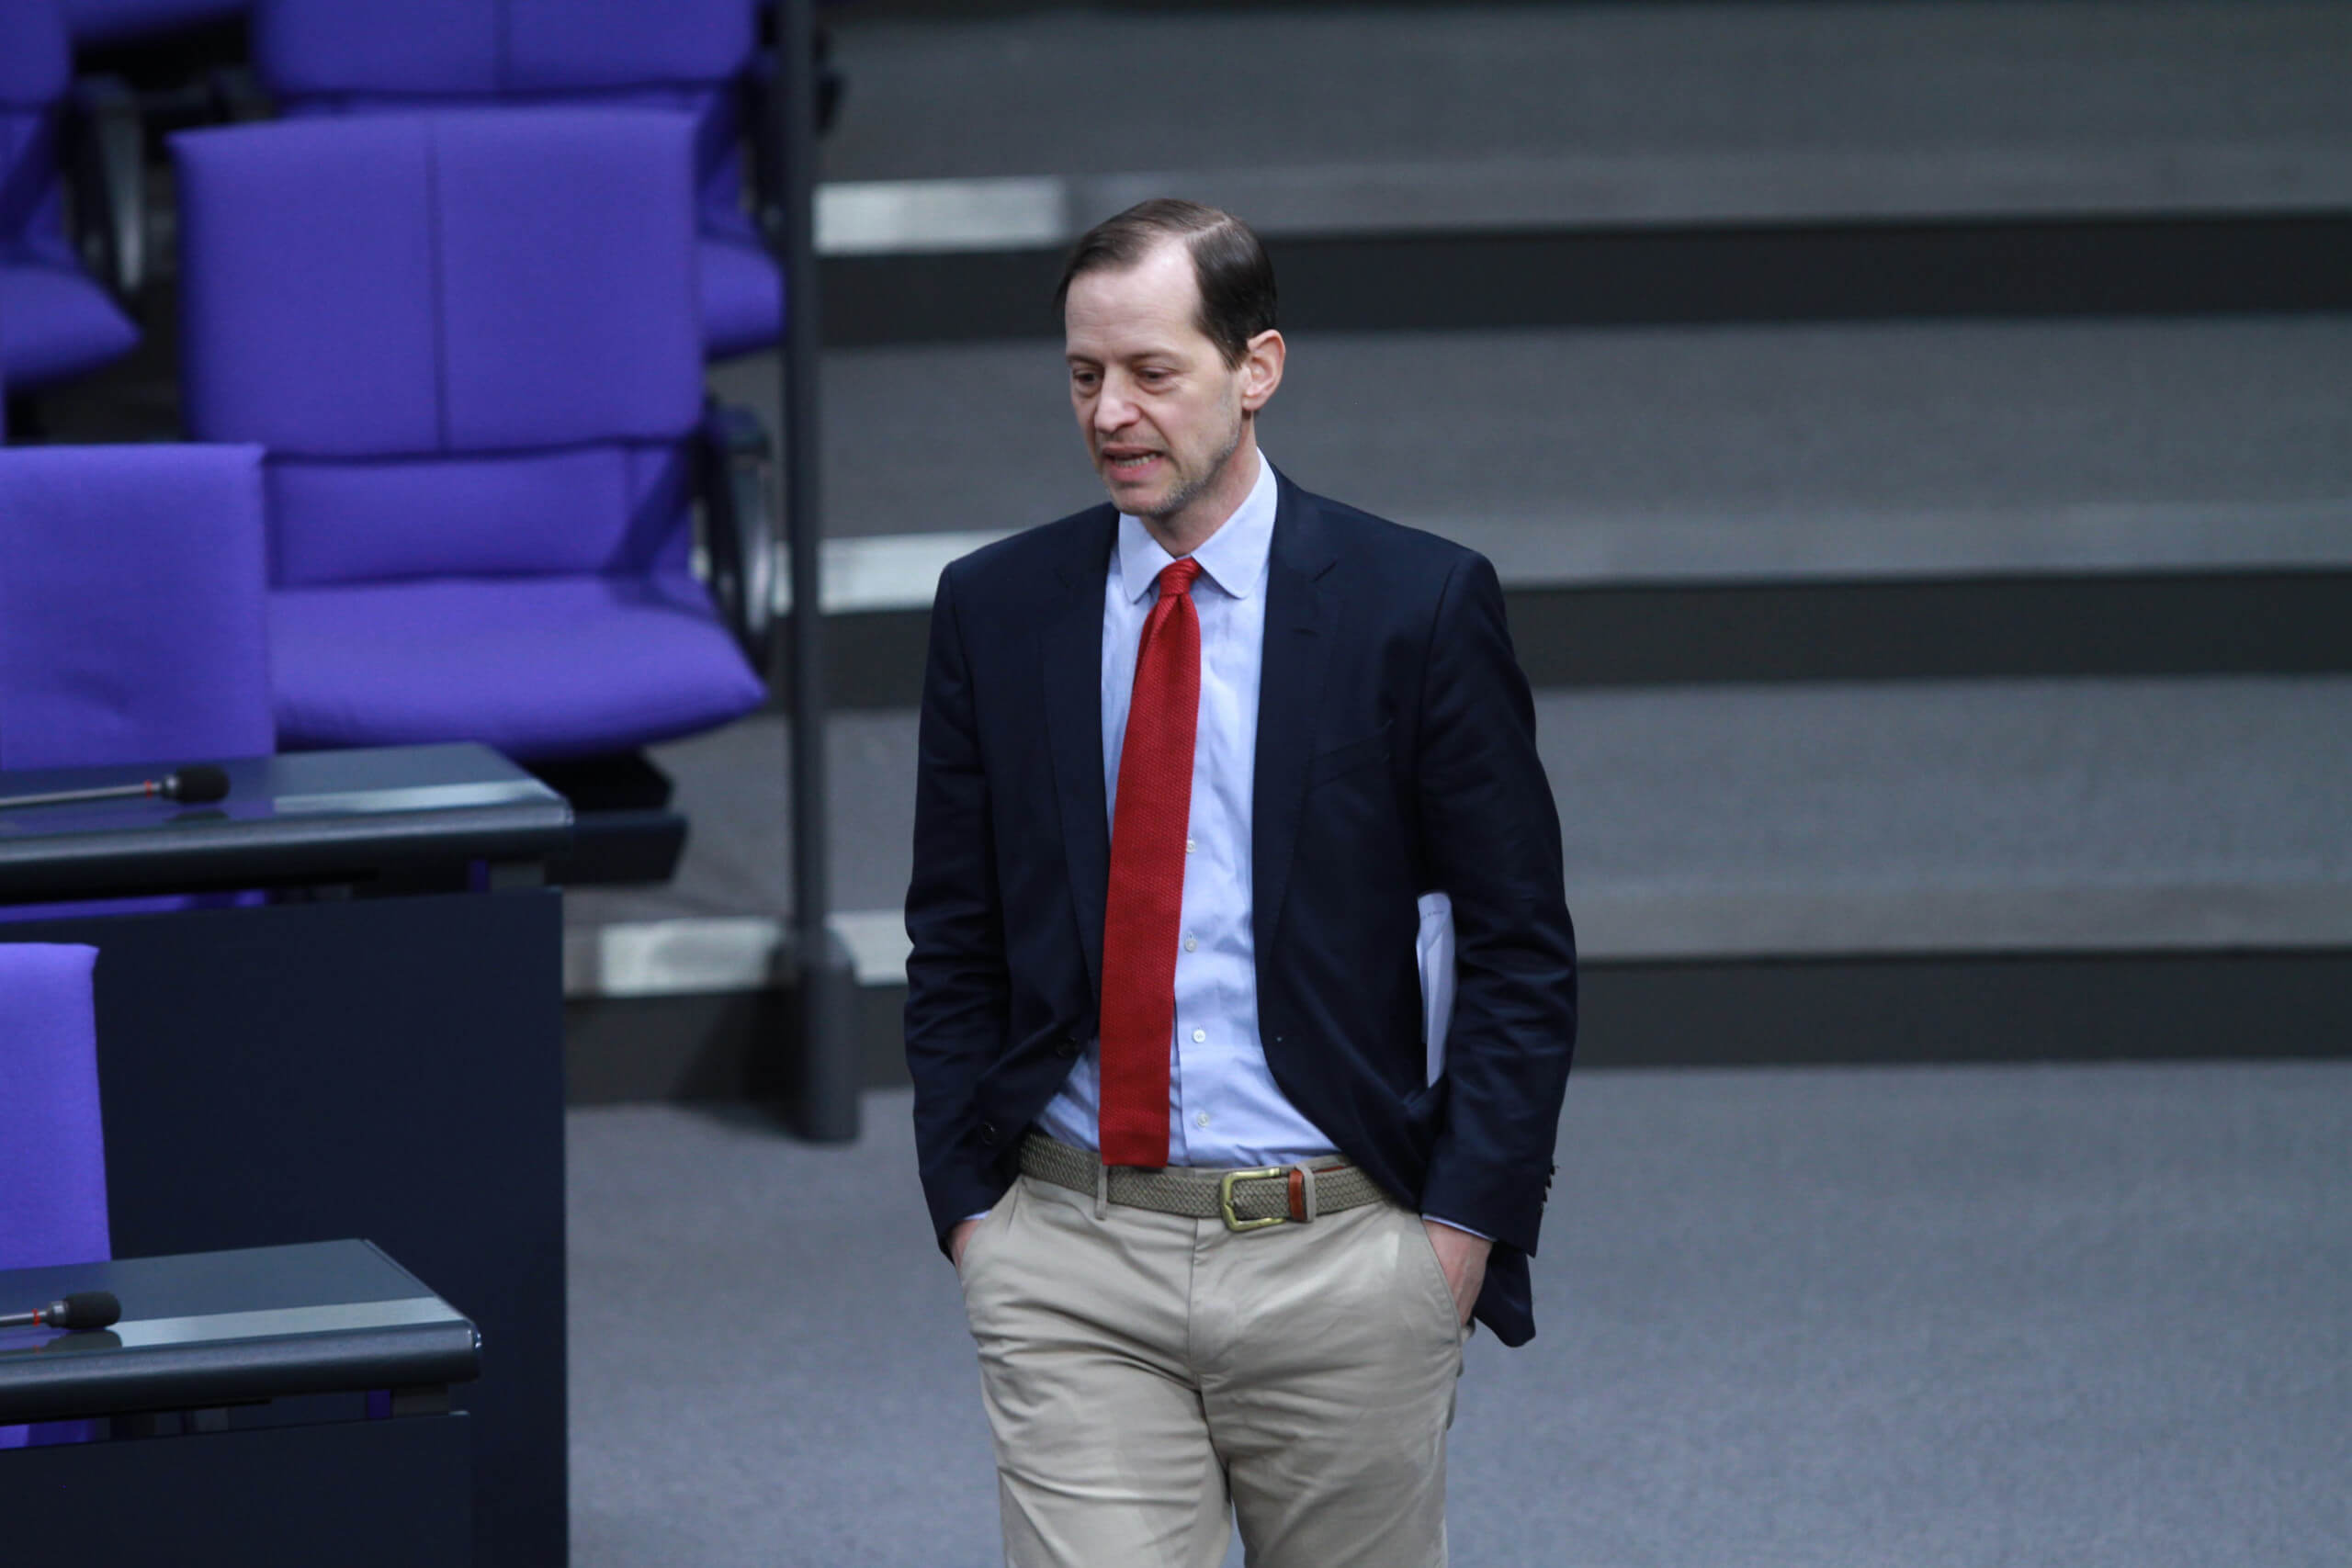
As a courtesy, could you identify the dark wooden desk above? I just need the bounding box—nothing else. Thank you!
[0,742,570,900]
[0,745,571,1566]
[1,1240,480,1564]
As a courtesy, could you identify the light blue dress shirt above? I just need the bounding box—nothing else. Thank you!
[1003,453,1486,1241]
[1034,451,1339,1167]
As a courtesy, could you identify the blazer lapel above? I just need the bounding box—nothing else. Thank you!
[1039,506,1118,1004]
[1252,476,1340,968]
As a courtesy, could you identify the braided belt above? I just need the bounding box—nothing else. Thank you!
[1019,1134,1390,1232]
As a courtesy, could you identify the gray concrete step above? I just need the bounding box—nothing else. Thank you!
[820,2,2352,243]
[566,671,2352,987]
[781,314,2352,561]
[714,314,2352,696]
[812,3,2352,338]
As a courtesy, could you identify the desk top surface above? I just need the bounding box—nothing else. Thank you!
[0,1240,481,1421]
[0,744,571,898]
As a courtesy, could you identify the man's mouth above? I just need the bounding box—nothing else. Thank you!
[1102,449,1160,475]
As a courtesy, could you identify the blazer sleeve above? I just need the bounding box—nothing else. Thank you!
[903,564,1014,1247]
[1412,550,1577,1256]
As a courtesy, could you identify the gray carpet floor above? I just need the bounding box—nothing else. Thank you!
[566,1064,2352,1566]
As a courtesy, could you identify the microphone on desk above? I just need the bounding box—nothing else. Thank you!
[0,1290,121,1331]
[0,764,231,814]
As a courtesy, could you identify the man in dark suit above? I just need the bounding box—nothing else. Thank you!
[905,198,1577,1568]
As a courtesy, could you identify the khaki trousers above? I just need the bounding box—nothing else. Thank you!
[958,1168,1466,1568]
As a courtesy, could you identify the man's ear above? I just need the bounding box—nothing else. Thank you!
[1239,329,1286,413]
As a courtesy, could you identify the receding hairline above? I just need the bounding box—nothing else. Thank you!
[1059,237,1214,354]
[1054,200,1276,368]
[1055,210,1242,303]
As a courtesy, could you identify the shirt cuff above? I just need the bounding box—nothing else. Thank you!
[1421,1214,1492,1242]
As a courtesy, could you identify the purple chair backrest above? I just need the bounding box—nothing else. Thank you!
[0,942,108,1270]
[253,0,758,233]
[253,0,753,97]
[0,444,276,768]
[0,0,74,265]
[173,110,705,589]
[0,942,107,1451]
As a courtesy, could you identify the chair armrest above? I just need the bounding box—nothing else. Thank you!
[63,73,146,304]
[697,401,781,673]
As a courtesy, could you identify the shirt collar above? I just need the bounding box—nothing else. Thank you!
[1115,449,1278,604]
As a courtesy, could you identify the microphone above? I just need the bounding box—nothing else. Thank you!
[0,764,230,813]
[0,1290,121,1331]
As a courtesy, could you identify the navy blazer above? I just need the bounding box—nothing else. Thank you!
[904,472,1577,1346]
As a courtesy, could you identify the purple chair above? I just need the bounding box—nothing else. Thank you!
[0,444,274,772]
[172,109,768,772]
[252,0,782,359]
[0,443,274,919]
[0,0,141,402]
[0,942,108,1450]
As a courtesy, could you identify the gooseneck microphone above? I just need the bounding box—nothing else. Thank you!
[0,1290,121,1331]
[0,764,230,813]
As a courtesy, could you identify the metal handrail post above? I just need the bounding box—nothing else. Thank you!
[775,0,858,1143]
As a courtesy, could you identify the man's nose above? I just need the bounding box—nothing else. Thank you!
[1093,383,1138,433]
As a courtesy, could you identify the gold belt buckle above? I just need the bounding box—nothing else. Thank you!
[1217,1166,1291,1233]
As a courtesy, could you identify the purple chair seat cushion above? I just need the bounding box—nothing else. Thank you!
[270,573,764,760]
[0,263,140,389]
[266,442,695,587]
[699,231,781,359]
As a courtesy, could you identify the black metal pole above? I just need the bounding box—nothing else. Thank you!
[775,0,858,1143]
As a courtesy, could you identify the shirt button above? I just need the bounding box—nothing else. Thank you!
[1184,838,1195,853]
[1194,1111,1211,1129]
[1183,935,1198,953]
[1192,1028,1206,1043]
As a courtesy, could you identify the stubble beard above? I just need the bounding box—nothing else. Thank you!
[1136,417,1243,525]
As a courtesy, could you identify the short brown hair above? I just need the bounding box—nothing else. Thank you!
[1053,199,1277,367]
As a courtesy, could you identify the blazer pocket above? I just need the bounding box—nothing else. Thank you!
[1306,723,1392,788]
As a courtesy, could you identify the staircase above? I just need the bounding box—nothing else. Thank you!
[563,0,2352,1101]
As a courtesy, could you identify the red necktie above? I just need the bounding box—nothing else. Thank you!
[1098,558,1204,1168]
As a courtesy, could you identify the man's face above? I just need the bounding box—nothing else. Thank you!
[1063,243,1251,525]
